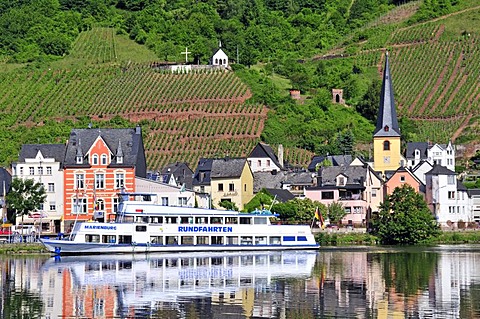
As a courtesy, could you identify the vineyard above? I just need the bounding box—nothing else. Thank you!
[0,27,315,170]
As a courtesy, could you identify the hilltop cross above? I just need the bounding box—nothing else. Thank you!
[181,47,191,63]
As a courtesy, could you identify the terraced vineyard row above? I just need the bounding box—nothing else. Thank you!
[388,23,443,45]
[70,28,117,63]
[0,64,251,124]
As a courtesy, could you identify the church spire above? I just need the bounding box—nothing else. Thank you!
[373,51,401,138]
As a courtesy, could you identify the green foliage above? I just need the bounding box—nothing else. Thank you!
[327,201,347,224]
[315,232,378,246]
[7,178,46,223]
[272,197,326,223]
[243,189,274,212]
[371,184,440,245]
[219,200,239,211]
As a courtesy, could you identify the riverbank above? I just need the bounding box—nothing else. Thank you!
[0,243,48,254]
[315,230,480,246]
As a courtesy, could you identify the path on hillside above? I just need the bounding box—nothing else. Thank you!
[452,114,472,142]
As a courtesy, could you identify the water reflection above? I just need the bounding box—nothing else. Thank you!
[1,246,480,318]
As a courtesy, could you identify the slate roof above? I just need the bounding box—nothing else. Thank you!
[0,168,11,197]
[264,188,295,202]
[425,164,456,176]
[192,158,213,186]
[249,142,283,169]
[405,142,429,159]
[385,166,423,185]
[160,162,194,189]
[253,171,314,193]
[307,155,353,171]
[318,165,367,186]
[63,127,146,177]
[374,52,401,138]
[457,181,468,192]
[18,144,66,162]
[211,158,247,178]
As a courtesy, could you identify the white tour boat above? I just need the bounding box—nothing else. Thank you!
[40,192,319,255]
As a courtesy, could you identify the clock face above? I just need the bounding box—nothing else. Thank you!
[383,156,390,164]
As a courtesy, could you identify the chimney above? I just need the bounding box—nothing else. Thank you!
[278,144,284,169]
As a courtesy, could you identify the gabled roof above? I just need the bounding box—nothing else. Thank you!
[307,155,353,171]
[211,158,248,179]
[63,127,146,177]
[253,171,314,193]
[18,144,66,162]
[425,164,456,176]
[374,52,401,138]
[161,162,194,189]
[249,142,283,169]
[385,166,424,185]
[412,159,433,173]
[264,188,295,203]
[405,142,429,159]
[192,158,213,186]
[318,165,367,186]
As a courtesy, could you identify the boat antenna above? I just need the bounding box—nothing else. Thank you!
[268,195,277,211]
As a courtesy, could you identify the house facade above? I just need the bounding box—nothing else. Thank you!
[62,127,146,232]
[425,164,471,228]
[11,144,65,235]
[210,43,229,67]
[210,158,253,210]
[247,142,283,173]
[384,166,424,196]
[406,141,455,172]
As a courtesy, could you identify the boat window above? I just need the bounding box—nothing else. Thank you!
[85,234,100,243]
[180,217,193,224]
[210,217,223,224]
[102,235,116,243]
[150,216,163,224]
[225,217,237,224]
[226,236,238,245]
[240,236,253,245]
[118,235,132,244]
[136,225,147,232]
[269,236,281,245]
[197,236,209,245]
[240,217,252,224]
[254,217,267,225]
[195,217,207,224]
[166,236,178,245]
[136,216,148,223]
[255,255,267,265]
[165,217,178,224]
[283,236,295,241]
[255,236,267,245]
[297,236,308,241]
[118,261,133,270]
[241,255,254,265]
[122,216,134,223]
[181,236,194,245]
[196,257,209,266]
[150,236,163,245]
[211,236,223,245]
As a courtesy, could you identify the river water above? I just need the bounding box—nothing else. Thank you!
[1,245,479,319]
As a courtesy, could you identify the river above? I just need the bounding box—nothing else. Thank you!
[1,245,479,318]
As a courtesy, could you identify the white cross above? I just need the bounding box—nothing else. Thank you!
[181,47,191,63]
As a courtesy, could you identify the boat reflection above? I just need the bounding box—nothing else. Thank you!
[42,251,317,318]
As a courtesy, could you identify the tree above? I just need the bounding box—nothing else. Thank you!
[218,199,238,211]
[356,78,381,123]
[244,189,274,212]
[327,201,346,225]
[6,178,46,225]
[371,184,439,245]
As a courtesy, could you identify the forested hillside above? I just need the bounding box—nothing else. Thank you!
[0,0,477,169]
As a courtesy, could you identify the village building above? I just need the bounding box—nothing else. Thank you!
[384,166,424,196]
[62,126,146,233]
[210,42,229,68]
[159,162,194,190]
[405,141,455,172]
[247,142,283,173]
[11,144,65,235]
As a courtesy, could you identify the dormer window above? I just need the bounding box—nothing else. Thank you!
[384,125,389,132]
[76,155,83,164]
[337,176,346,186]
[117,155,123,164]
[101,154,107,165]
[92,154,99,165]
[415,149,420,157]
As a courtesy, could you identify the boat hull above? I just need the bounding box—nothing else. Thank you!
[40,238,319,255]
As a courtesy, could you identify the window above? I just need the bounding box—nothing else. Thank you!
[49,202,56,211]
[38,167,43,175]
[353,207,362,214]
[75,173,85,189]
[383,141,390,151]
[76,154,83,164]
[48,183,55,192]
[400,176,405,182]
[19,167,23,175]
[95,199,105,211]
[161,197,169,206]
[112,198,119,213]
[448,191,455,199]
[384,125,389,132]
[218,183,224,192]
[372,189,377,197]
[115,173,125,189]
[73,198,87,214]
[29,167,34,175]
[95,173,105,189]
[244,184,247,192]
[321,191,334,200]
[337,176,345,186]
[229,183,235,192]
[266,160,271,167]
[447,175,455,185]
[178,197,187,206]
[415,149,420,157]
[46,166,52,175]
[101,154,107,165]
[39,203,44,211]
[257,160,261,167]
[92,154,99,165]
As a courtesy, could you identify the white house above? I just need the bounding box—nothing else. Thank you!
[247,142,283,173]
[210,42,229,68]
[406,141,455,171]
[11,144,65,235]
[425,164,471,228]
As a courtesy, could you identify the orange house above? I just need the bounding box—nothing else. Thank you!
[62,127,146,232]
[384,166,424,196]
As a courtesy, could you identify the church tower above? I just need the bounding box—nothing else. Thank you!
[373,52,401,174]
